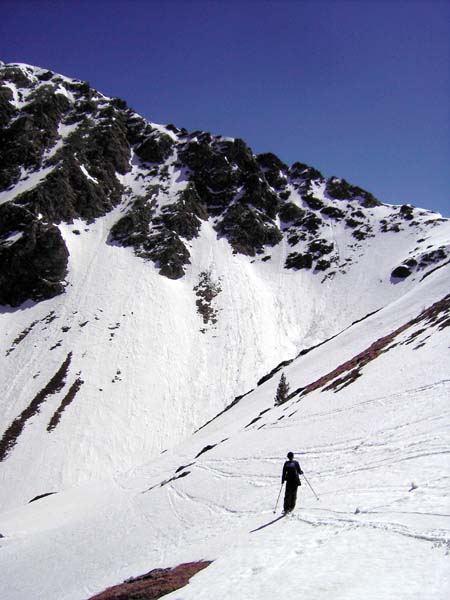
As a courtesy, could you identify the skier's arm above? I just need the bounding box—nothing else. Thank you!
[281,463,287,483]
[296,461,303,475]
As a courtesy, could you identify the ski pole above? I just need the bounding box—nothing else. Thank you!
[274,482,284,513]
[302,473,319,501]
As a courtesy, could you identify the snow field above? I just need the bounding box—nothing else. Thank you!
[1,260,449,599]
[1,208,449,509]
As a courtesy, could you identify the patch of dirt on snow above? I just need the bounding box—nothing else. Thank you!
[88,560,212,600]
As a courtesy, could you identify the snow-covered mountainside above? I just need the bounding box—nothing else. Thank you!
[0,62,449,599]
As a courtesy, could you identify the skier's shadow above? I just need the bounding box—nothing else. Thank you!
[250,515,285,533]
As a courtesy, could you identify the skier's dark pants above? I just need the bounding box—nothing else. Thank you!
[284,482,298,512]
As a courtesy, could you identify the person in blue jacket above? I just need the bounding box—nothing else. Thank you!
[282,451,303,513]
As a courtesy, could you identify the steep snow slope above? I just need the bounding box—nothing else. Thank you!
[1,207,449,509]
[0,261,449,600]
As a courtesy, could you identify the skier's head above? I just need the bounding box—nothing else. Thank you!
[287,451,294,460]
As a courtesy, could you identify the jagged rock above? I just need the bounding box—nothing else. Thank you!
[308,238,334,258]
[289,162,324,197]
[391,265,412,279]
[124,113,152,146]
[285,252,313,270]
[141,230,191,279]
[303,193,324,211]
[405,258,418,268]
[256,152,289,189]
[399,204,415,220]
[353,228,370,240]
[240,171,280,218]
[0,64,33,87]
[290,162,324,182]
[85,120,131,176]
[111,184,206,275]
[16,156,122,223]
[136,132,174,163]
[0,205,68,306]
[0,86,15,127]
[37,70,54,82]
[316,258,332,271]
[279,202,306,224]
[326,176,380,207]
[157,184,207,240]
[179,137,241,212]
[297,211,323,234]
[0,84,72,190]
[26,84,71,135]
[287,231,305,246]
[180,135,284,253]
[216,204,282,256]
[110,196,156,247]
[345,217,362,228]
[321,205,345,220]
[110,97,128,111]
[221,137,256,172]
[278,202,305,223]
[418,248,447,268]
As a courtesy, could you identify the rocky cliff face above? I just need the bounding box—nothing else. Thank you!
[2,61,447,306]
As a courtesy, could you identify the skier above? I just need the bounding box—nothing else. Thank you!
[281,451,303,514]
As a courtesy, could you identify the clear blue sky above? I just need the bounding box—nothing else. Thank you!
[1,0,449,216]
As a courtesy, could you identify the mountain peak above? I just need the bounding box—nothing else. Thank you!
[1,62,447,307]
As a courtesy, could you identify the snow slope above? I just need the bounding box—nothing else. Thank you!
[1,205,448,510]
[0,258,449,600]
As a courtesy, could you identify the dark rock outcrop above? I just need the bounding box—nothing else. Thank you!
[391,265,412,279]
[256,152,289,190]
[136,132,174,164]
[285,252,313,270]
[216,204,282,256]
[326,176,380,207]
[29,492,57,503]
[0,204,69,306]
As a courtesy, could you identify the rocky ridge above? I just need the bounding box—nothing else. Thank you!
[1,61,448,307]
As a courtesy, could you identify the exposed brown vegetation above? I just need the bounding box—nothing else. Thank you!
[0,352,72,461]
[47,377,84,432]
[194,270,222,328]
[88,560,212,600]
[5,320,39,356]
